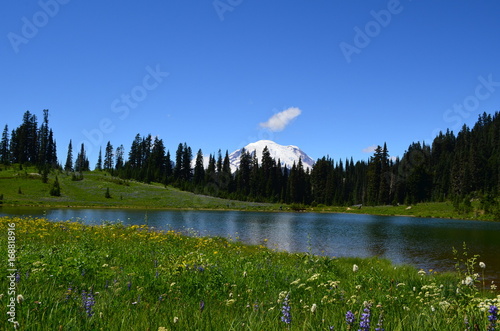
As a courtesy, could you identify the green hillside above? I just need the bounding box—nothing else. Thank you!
[0,165,276,210]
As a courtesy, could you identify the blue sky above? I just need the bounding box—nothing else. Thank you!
[1,0,500,166]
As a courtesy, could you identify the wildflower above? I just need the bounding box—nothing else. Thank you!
[353,264,359,272]
[463,276,474,286]
[488,305,498,331]
[464,316,470,331]
[173,316,179,323]
[311,303,317,314]
[281,294,292,325]
[306,273,320,282]
[480,262,486,269]
[359,303,371,331]
[13,321,20,329]
[16,294,24,304]
[15,271,21,283]
[376,309,385,331]
[200,300,205,312]
[418,269,426,276]
[345,310,356,328]
[81,290,95,317]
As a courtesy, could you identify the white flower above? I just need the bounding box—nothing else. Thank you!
[479,262,486,269]
[353,264,359,272]
[173,316,179,323]
[311,303,317,313]
[16,294,24,304]
[463,276,474,286]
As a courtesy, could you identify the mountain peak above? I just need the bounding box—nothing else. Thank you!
[229,140,315,172]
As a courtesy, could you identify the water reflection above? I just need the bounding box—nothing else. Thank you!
[1,207,500,282]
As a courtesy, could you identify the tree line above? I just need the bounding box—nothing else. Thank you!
[1,110,499,215]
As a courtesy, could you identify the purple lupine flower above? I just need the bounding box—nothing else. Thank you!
[346,310,356,328]
[81,290,95,317]
[488,305,498,331]
[281,294,292,325]
[464,316,470,331]
[359,304,371,331]
[375,311,384,331]
[200,300,205,312]
[15,271,21,283]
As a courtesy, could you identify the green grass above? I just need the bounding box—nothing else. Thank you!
[310,201,498,221]
[1,216,498,330]
[0,165,278,211]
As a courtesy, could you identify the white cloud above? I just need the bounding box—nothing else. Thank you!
[362,145,377,153]
[259,107,302,132]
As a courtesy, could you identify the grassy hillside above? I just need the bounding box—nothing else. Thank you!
[0,165,276,210]
[1,216,498,330]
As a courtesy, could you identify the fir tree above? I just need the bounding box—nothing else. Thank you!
[95,148,103,171]
[50,176,61,196]
[64,140,73,172]
[0,125,9,164]
[104,141,114,170]
[194,149,205,185]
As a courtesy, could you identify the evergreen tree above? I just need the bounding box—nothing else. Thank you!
[182,143,192,181]
[0,125,9,164]
[104,141,114,170]
[194,149,205,185]
[115,145,125,170]
[49,176,61,196]
[367,145,383,205]
[37,109,50,166]
[206,154,216,184]
[164,150,173,184]
[236,148,251,196]
[174,143,183,180]
[64,140,73,172]
[149,137,166,183]
[95,148,103,171]
[75,143,89,172]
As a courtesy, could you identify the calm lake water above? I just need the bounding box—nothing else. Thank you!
[2,207,500,283]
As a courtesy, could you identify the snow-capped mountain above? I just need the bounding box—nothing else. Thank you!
[229,140,315,172]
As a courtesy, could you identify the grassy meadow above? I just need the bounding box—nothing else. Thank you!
[1,216,499,330]
[0,164,495,221]
[0,165,276,211]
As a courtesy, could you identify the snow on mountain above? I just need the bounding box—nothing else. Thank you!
[229,140,315,172]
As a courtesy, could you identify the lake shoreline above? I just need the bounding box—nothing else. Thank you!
[0,201,483,222]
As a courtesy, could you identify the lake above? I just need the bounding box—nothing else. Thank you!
[2,207,500,283]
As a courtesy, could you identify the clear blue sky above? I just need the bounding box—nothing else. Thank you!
[1,0,500,166]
